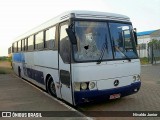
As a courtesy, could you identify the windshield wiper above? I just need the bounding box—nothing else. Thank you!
[112,40,131,62]
[97,43,108,64]
[116,47,131,62]
[97,35,108,64]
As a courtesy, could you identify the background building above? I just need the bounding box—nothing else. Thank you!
[137,29,160,58]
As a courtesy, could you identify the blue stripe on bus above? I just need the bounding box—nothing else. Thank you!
[12,53,44,85]
[26,68,45,85]
[74,82,141,105]
[12,53,25,62]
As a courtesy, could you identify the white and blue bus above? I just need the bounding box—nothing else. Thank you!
[12,11,141,105]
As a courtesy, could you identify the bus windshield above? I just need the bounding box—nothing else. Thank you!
[73,21,138,62]
[109,22,138,59]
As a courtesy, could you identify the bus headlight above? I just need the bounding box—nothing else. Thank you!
[81,82,87,90]
[74,82,80,91]
[133,75,141,82]
[133,76,137,82]
[89,82,95,90]
[137,75,141,81]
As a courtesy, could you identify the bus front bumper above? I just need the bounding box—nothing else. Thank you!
[74,82,141,105]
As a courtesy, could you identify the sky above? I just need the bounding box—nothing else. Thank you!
[0,0,160,56]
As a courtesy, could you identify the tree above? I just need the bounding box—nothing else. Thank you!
[148,39,160,45]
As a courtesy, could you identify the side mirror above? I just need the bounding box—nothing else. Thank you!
[133,28,138,45]
[66,28,77,44]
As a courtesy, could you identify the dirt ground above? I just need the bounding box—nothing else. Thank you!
[0,61,12,74]
[0,61,11,68]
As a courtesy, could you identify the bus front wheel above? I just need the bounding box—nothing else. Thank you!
[47,76,57,97]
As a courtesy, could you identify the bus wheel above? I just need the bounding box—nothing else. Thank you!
[47,76,57,97]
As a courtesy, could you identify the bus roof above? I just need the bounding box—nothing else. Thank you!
[14,10,130,41]
[70,10,130,21]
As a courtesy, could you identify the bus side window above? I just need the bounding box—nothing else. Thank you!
[14,42,17,53]
[45,27,56,49]
[18,40,21,52]
[12,43,14,53]
[22,39,25,51]
[35,31,44,50]
[25,38,28,51]
[28,36,34,51]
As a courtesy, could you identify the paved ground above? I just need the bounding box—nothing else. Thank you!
[0,66,87,120]
[0,74,89,120]
[78,64,160,120]
[0,62,160,120]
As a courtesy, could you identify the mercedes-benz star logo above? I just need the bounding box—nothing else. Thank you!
[114,80,119,86]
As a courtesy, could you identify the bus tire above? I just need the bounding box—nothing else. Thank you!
[47,76,57,97]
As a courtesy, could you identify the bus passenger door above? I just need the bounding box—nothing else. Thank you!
[58,22,73,104]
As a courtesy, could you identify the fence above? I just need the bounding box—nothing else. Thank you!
[137,43,148,58]
[137,42,160,64]
[148,43,160,64]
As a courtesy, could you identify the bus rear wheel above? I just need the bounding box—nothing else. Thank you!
[47,76,57,97]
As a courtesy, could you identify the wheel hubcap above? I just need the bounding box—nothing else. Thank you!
[50,81,56,94]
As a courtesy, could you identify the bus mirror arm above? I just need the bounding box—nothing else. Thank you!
[133,28,138,45]
[66,28,77,44]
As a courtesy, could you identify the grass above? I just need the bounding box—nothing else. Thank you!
[140,57,160,65]
[0,57,12,74]
[0,56,11,62]
[140,57,149,65]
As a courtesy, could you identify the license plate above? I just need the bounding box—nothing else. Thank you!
[109,94,121,100]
